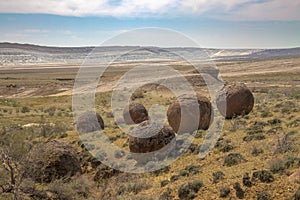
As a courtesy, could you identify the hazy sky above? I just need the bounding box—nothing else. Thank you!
[0,0,299,48]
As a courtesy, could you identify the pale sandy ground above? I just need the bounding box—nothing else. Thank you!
[0,57,299,98]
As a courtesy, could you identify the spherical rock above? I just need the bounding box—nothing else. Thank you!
[123,102,149,124]
[24,140,82,183]
[76,111,104,134]
[129,120,175,153]
[129,121,175,163]
[167,94,213,134]
[216,82,254,119]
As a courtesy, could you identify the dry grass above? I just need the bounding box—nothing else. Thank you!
[0,57,299,199]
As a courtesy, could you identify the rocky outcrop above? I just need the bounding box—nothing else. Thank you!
[76,111,104,134]
[123,102,149,124]
[24,140,82,183]
[216,82,254,119]
[167,94,213,134]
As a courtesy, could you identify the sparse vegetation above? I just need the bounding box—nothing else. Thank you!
[213,171,225,184]
[219,186,230,198]
[252,170,274,183]
[224,153,245,167]
[178,180,203,200]
[0,53,299,199]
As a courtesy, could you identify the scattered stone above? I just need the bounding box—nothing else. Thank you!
[216,82,254,119]
[24,140,81,183]
[76,111,104,134]
[167,94,213,134]
[123,102,148,124]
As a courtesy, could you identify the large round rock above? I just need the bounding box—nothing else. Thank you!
[76,111,104,134]
[167,94,213,134]
[123,102,149,124]
[216,82,254,119]
[24,140,82,183]
[129,121,175,163]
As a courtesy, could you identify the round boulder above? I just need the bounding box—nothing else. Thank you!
[167,94,213,134]
[24,140,82,183]
[216,82,254,119]
[123,102,149,124]
[129,120,175,163]
[76,111,104,134]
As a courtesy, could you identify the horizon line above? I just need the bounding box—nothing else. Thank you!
[1,42,300,50]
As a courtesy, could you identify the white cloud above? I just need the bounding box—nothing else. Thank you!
[0,0,299,20]
[229,0,300,21]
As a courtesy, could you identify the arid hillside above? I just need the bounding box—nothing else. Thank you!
[0,44,299,200]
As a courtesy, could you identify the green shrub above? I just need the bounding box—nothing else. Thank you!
[224,153,245,167]
[219,186,230,198]
[178,180,203,200]
[257,191,271,200]
[212,171,225,184]
[252,170,274,183]
[260,111,269,118]
[243,133,265,141]
[21,106,30,113]
[179,170,189,177]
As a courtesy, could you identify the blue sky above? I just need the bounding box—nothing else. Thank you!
[0,0,299,48]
